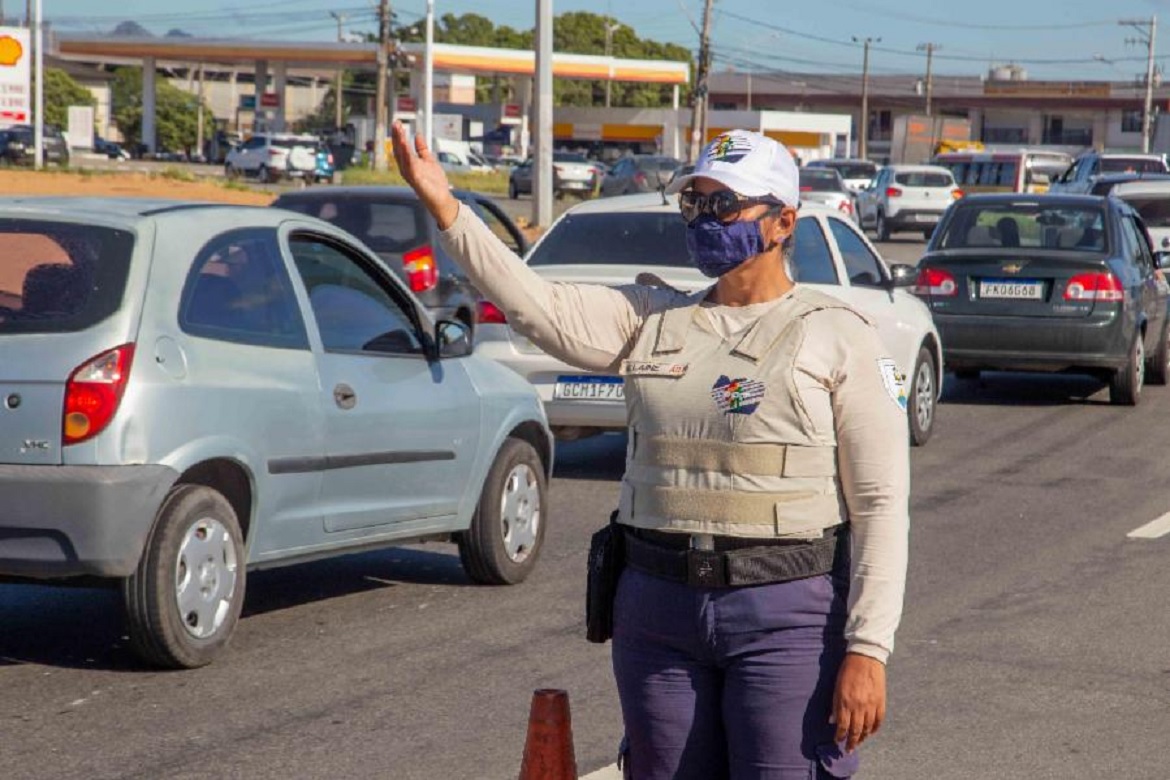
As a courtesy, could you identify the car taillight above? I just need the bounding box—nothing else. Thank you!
[268,148,282,156]
[800,185,813,192]
[63,344,135,446]
[477,300,507,324]
[634,171,648,185]
[1064,272,1124,302]
[403,245,438,293]
[913,268,957,297]
[952,189,964,199]
[886,187,903,197]
[327,153,334,165]
[838,200,853,215]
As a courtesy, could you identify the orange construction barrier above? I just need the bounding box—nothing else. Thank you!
[518,689,578,780]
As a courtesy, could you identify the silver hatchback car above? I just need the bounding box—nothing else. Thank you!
[0,198,553,668]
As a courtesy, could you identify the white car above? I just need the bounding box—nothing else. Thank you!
[856,164,962,241]
[225,133,319,183]
[475,193,944,446]
[806,158,879,194]
[1109,179,1170,252]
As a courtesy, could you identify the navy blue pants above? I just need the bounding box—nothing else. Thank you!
[611,566,859,779]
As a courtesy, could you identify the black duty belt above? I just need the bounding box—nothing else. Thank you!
[623,525,848,588]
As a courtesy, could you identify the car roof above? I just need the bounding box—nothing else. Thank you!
[949,193,1109,207]
[0,197,283,226]
[883,164,953,173]
[272,185,483,201]
[1110,180,1170,196]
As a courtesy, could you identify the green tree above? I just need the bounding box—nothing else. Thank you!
[111,66,215,153]
[41,68,97,130]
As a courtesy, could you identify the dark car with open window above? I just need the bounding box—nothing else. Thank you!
[272,187,529,339]
[914,193,1170,405]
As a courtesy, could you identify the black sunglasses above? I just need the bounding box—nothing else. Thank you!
[678,189,782,224]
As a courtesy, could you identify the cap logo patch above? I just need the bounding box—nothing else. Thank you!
[708,133,752,164]
[711,375,765,415]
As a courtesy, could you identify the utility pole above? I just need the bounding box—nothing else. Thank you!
[688,0,715,163]
[373,0,391,170]
[195,63,205,160]
[604,21,620,108]
[853,36,879,160]
[330,11,348,131]
[533,0,553,228]
[917,42,939,116]
[1121,16,1158,153]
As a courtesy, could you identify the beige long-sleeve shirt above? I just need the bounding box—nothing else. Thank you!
[439,204,909,663]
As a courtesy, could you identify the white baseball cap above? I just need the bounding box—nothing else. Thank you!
[666,129,800,209]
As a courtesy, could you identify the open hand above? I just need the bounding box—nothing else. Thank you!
[390,121,460,229]
[830,652,887,753]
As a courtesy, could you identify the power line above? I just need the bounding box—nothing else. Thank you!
[826,0,1115,31]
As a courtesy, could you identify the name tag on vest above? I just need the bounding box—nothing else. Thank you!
[621,360,689,377]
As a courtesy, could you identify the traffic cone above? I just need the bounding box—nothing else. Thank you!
[518,688,578,780]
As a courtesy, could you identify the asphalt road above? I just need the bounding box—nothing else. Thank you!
[8,231,1167,779]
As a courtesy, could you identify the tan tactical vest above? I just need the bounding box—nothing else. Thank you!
[617,285,863,539]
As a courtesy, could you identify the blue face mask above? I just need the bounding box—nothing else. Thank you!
[685,215,768,278]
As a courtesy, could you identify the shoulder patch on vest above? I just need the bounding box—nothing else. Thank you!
[711,375,766,415]
[877,358,909,411]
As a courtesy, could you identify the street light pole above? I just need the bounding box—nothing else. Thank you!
[330,11,348,131]
[33,0,41,169]
[374,0,390,170]
[853,35,879,159]
[1121,16,1158,153]
[424,0,434,150]
[604,21,620,108]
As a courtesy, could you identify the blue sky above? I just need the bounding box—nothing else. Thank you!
[35,0,1170,80]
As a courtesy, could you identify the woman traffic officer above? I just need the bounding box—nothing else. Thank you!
[391,123,909,780]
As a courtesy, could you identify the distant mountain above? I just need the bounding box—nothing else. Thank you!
[112,21,152,37]
[164,28,192,38]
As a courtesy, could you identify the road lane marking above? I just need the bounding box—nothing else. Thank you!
[1128,512,1170,539]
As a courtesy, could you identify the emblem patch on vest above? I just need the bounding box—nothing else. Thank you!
[711,375,766,415]
[877,358,909,411]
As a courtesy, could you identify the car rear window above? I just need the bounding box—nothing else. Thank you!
[0,220,134,334]
[938,204,1107,251]
[1101,158,1167,174]
[528,212,689,267]
[1120,196,1170,228]
[894,171,954,187]
[275,195,428,255]
[553,152,589,163]
[799,169,843,191]
[826,162,877,179]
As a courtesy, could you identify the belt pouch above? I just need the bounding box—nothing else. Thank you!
[586,511,626,644]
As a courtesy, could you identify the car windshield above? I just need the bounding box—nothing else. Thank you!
[800,170,843,192]
[553,152,588,163]
[1120,196,1170,228]
[826,162,877,179]
[528,212,689,267]
[275,196,428,254]
[938,203,1107,251]
[1101,157,1167,174]
[639,157,682,172]
[272,138,315,150]
[0,220,135,334]
[895,171,954,187]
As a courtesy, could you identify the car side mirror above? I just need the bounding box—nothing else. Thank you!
[436,319,473,359]
[1157,251,1170,271]
[887,263,918,289]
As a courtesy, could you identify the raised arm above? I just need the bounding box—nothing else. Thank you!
[390,122,678,372]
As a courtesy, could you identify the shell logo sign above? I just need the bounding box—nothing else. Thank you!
[0,35,23,67]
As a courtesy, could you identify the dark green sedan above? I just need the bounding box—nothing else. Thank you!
[914,193,1170,405]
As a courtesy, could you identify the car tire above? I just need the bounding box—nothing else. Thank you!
[509,182,518,200]
[257,164,272,183]
[122,484,246,669]
[908,345,937,447]
[224,163,238,180]
[1109,334,1145,406]
[457,438,546,585]
[1146,321,1170,385]
[876,212,891,241]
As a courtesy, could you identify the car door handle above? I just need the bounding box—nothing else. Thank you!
[333,383,357,410]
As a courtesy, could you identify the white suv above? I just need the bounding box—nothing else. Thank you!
[225,133,319,183]
[857,164,961,240]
